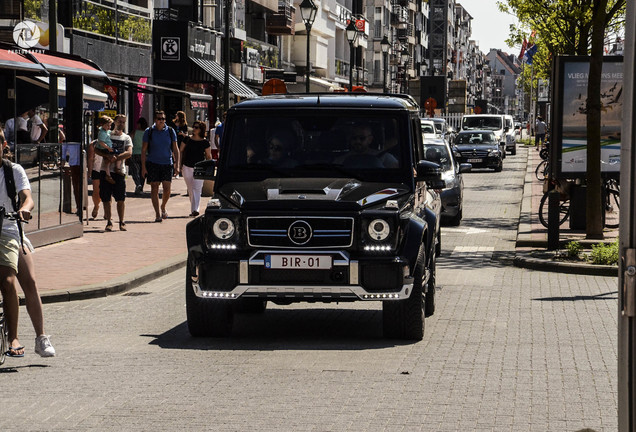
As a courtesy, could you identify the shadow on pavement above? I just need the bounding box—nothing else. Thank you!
[144,308,417,350]
[533,291,618,302]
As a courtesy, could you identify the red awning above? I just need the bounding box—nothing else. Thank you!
[30,52,107,79]
[0,48,46,72]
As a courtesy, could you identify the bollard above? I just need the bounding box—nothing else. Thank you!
[547,189,560,250]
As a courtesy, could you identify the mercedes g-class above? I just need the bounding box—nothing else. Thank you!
[186,94,443,340]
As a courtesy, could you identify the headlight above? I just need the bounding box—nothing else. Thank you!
[213,218,235,239]
[488,148,499,156]
[368,219,390,241]
[442,172,457,189]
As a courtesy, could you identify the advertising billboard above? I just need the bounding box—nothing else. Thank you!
[553,56,623,177]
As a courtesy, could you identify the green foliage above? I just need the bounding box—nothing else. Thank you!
[498,0,626,78]
[72,2,151,44]
[589,239,619,265]
[565,241,583,258]
[24,0,43,21]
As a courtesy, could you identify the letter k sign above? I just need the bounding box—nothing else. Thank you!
[161,37,180,61]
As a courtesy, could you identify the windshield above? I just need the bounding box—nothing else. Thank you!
[421,123,436,134]
[433,123,443,133]
[422,144,452,171]
[455,132,495,145]
[223,112,408,180]
[505,118,513,128]
[462,116,502,130]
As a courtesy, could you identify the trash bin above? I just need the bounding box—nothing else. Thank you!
[569,184,586,230]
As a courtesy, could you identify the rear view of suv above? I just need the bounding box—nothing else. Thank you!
[186,94,444,340]
[503,115,517,155]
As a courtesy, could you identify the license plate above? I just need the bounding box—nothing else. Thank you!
[467,158,482,163]
[265,255,332,270]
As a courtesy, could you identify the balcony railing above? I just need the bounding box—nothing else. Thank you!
[72,1,152,44]
[390,6,408,29]
[266,0,295,35]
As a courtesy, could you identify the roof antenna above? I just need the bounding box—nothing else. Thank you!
[316,93,321,105]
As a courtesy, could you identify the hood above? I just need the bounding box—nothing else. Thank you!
[218,178,411,210]
[455,143,499,152]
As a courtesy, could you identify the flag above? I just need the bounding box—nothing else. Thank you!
[519,38,528,60]
[524,43,538,64]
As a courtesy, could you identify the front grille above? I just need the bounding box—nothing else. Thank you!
[459,150,490,158]
[247,217,354,248]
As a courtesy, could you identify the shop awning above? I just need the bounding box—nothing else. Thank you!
[16,76,108,111]
[29,51,107,79]
[0,48,47,73]
[190,57,258,99]
[108,77,213,103]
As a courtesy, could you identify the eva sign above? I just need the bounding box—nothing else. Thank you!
[161,37,180,61]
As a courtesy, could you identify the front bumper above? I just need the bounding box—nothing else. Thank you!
[191,250,425,301]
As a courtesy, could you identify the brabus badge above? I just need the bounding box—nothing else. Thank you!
[288,220,312,245]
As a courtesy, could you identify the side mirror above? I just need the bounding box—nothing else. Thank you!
[416,160,446,189]
[193,159,216,180]
[458,163,472,173]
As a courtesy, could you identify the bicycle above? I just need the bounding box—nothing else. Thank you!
[0,208,29,364]
[603,177,620,229]
[0,299,7,365]
[538,179,571,228]
[538,178,620,229]
[535,159,549,181]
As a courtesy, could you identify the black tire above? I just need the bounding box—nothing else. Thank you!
[424,253,436,317]
[604,188,620,229]
[538,191,570,228]
[511,145,517,156]
[234,298,267,314]
[435,229,441,257]
[494,160,503,172]
[185,267,234,337]
[0,318,7,366]
[535,160,548,181]
[383,244,425,340]
[539,147,549,160]
[448,207,462,226]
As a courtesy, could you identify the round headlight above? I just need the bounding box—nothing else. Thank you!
[213,218,235,239]
[368,219,390,241]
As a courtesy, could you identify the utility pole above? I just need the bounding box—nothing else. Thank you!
[223,0,231,114]
[48,0,58,145]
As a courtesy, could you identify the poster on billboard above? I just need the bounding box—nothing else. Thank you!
[554,56,623,177]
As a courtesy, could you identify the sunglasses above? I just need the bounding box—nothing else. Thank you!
[156,117,166,121]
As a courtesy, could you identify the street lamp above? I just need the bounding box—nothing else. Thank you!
[400,47,409,94]
[299,0,318,93]
[346,20,358,92]
[380,35,390,93]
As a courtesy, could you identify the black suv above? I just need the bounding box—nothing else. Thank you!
[186,94,443,340]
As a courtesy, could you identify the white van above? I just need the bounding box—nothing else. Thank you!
[461,114,508,158]
[503,115,517,155]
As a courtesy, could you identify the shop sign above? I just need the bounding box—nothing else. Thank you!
[161,37,180,61]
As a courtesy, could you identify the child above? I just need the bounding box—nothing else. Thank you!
[95,116,122,184]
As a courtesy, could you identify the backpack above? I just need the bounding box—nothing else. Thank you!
[2,158,26,253]
[147,125,176,149]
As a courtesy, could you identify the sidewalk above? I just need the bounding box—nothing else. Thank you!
[514,145,618,276]
[25,175,192,304]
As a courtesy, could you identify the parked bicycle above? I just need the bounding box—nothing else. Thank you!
[535,159,549,181]
[538,177,620,229]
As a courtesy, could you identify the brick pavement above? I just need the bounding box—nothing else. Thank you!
[25,176,193,299]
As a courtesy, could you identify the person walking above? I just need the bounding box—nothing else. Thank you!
[535,116,547,150]
[27,108,48,144]
[214,112,226,149]
[97,114,133,231]
[141,110,179,223]
[130,117,148,195]
[179,121,212,217]
[87,139,103,219]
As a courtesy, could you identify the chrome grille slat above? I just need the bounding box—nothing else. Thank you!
[247,216,354,248]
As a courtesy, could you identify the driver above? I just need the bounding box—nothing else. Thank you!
[261,130,298,168]
[335,125,399,168]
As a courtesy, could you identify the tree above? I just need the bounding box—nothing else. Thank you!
[500,0,626,239]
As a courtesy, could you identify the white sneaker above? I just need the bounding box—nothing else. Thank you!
[35,335,56,357]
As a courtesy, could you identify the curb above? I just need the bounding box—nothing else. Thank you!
[27,252,187,304]
[512,255,618,277]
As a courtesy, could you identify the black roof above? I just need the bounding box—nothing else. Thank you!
[230,93,420,111]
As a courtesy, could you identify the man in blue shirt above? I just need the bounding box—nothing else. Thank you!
[214,112,226,149]
[141,110,180,222]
